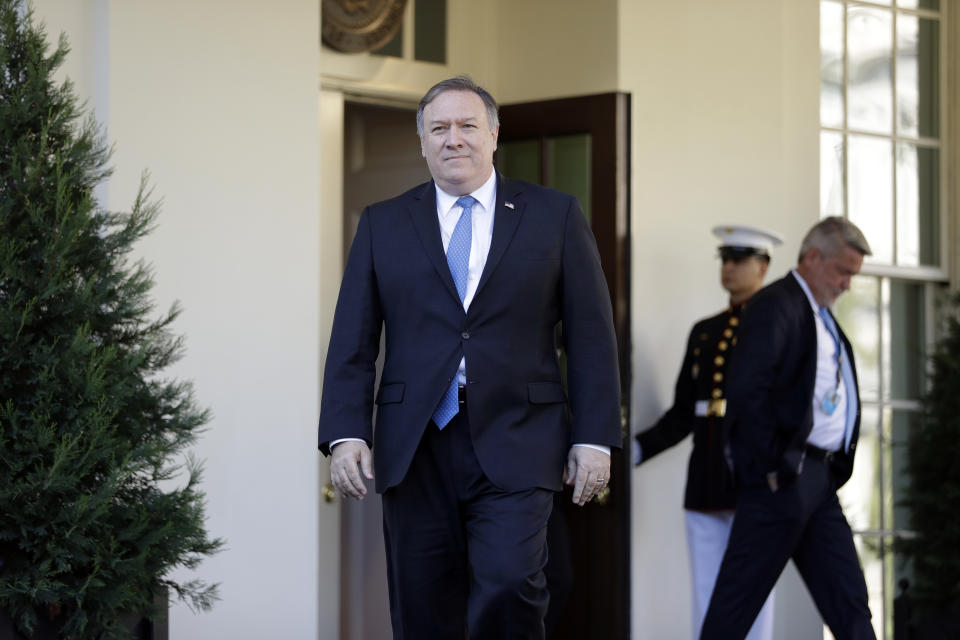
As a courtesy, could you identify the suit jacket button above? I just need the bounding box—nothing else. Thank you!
[461,331,471,340]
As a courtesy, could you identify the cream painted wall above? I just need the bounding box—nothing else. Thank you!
[620,1,823,638]
[34,1,326,638]
[493,0,619,104]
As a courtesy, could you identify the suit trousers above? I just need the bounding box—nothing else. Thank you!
[700,457,876,640]
[381,403,554,640]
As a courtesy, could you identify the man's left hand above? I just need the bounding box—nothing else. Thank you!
[564,446,610,506]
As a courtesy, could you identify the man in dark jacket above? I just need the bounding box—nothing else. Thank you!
[700,216,876,640]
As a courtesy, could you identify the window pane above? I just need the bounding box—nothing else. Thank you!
[548,134,592,224]
[849,135,894,263]
[835,275,881,401]
[916,17,940,138]
[821,131,845,217]
[839,405,883,531]
[414,0,447,63]
[896,144,940,267]
[856,534,887,640]
[897,15,940,138]
[888,280,926,400]
[373,29,403,58]
[891,542,914,639]
[848,7,893,134]
[897,0,940,10]
[897,14,919,137]
[497,140,541,185]
[821,0,845,128]
[887,410,917,531]
[881,278,892,400]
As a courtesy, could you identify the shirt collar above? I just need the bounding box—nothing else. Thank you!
[435,169,497,218]
[791,269,822,313]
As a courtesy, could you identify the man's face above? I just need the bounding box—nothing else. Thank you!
[720,255,768,298]
[802,244,865,307]
[420,90,498,196]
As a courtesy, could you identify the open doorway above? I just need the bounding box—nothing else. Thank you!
[498,93,632,639]
[339,100,428,640]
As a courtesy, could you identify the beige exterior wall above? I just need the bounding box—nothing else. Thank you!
[33,1,325,638]
[493,0,619,103]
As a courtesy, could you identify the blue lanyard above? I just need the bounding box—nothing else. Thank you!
[819,306,843,394]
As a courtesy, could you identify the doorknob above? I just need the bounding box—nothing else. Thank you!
[322,482,337,503]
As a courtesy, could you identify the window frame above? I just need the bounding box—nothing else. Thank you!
[820,0,950,281]
[820,2,952,638]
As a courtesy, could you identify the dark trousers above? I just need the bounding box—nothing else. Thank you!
[381,406,554,640]
[543,493,574,637]
[700,457,876,640]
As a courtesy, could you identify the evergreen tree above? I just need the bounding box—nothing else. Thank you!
[0,1,222,637]
[899,293,960,617]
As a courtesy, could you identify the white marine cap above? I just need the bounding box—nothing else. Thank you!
[712,224,784,256]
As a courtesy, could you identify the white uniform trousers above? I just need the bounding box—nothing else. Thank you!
[686,509,775,640]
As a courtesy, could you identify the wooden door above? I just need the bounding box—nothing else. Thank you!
[497,93,632,639]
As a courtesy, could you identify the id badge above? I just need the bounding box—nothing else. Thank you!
[821,390,840,415]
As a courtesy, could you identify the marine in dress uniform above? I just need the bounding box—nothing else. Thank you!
[634,225,783,640]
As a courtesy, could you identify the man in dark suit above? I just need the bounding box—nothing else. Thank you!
[635,224,782,640]
[317,76,621,640]
[700,217,877,639]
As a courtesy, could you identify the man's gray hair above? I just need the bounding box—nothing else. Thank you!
[798,216,873,262]
[416,75,500,138]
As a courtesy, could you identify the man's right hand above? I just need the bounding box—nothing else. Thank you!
[330,441,374,500]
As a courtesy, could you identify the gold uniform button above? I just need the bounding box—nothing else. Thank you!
[714,356,725,366]
[713,372,723,382]
[712,388,723,398]
[724,328,734,338]
[694,347,701,356]
[732,337,738,346]
[729,317,740,327]
[718,341,728,351]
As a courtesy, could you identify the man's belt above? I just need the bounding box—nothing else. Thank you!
[804,443,838,463]
[694,398,727,418]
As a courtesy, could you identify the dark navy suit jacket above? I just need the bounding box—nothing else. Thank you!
[725,273,861,489]
[318,174,621,493]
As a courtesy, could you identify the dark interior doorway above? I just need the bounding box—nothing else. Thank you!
[498,92,632,640]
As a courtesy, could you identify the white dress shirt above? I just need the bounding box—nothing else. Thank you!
[435,171,497,384]
[791,270,848,452]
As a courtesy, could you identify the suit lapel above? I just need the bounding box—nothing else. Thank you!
[408,181,461,304]
[475,175,524,298]
[784,273,817,344]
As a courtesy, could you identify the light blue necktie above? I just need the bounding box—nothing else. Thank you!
[819,306,858,452]
[432,195,475,429]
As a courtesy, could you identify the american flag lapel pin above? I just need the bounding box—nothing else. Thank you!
[504,201,515,210]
